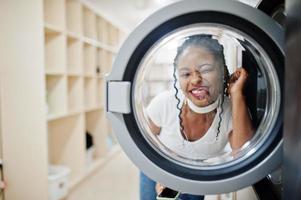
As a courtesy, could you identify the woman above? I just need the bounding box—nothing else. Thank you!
[140,34,254,200]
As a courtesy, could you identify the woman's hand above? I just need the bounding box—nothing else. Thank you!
[228,68,248,97]
[156,182,165,194]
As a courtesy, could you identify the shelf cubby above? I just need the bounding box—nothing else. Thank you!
[44,23,64,34]
[101,50,109,75]
[46,75,67,117]
[83,43,97,75]
[45,31,66,74]
[68,77,84,112]
[44,0,65,28]
[83,7,97,40]
[67,36,83,75]
[96,16,104,43]
[108,24,114,46]
[112,27,119,47]
[102,20,109,45]
[85,110,108,158]
[107,25,119,47]
[84,78,97,109]
[48,114,86,182]
[66,0,83,35]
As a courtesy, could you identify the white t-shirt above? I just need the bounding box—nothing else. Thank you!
[147,90,233,160]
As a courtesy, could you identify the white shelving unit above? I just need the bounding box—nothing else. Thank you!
[0,0,127,198]
[43,0,125,192]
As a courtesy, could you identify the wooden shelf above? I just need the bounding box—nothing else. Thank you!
[85,106,103,113]
[45,71,65,76]
[67,72,82,77]
[47,109,82,121]
[44,23,64,34]
[83,74,98,78]
[82,36,99,47]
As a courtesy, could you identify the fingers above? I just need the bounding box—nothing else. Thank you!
[230,68,248,83]
[227,68,248,95]
[236,68,248,78]
[156,182,165,194]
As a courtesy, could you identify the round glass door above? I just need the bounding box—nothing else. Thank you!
[133,25,280,168]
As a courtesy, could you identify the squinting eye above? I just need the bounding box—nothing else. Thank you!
[200,69,213,74]
[180,73,190,78]
[199,67,214,74]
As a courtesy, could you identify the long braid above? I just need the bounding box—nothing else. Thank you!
[216,92,224,140]
[173,61,186,140]
[215,63,230,140]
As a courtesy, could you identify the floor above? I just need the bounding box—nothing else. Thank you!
[66,147,257,200]
[67,148,140,200]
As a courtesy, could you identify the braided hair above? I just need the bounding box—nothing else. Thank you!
[172,34,230,140]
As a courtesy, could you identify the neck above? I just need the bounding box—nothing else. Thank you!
[186,95,220,114]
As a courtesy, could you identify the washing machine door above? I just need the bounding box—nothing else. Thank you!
[106,0,284,195]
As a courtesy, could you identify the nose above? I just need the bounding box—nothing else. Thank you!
[190,71,202,85]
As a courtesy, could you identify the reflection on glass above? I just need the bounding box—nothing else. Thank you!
[133,25,280,167]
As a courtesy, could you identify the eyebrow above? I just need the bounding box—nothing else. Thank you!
[178,63,214,71]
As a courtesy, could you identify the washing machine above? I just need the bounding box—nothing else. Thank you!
[106,0,284,196]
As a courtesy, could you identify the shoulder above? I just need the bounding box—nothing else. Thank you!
[149,90,176,106]
[147,90,178,126]
[154,90,175,100]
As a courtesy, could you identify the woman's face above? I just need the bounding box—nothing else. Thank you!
[177,46,223,107]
